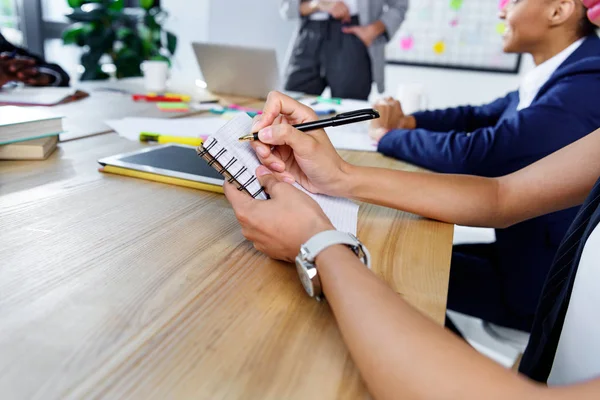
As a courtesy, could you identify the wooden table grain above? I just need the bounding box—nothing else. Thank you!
[0,132,453,399]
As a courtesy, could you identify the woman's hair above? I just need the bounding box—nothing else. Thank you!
[579,6,598,37]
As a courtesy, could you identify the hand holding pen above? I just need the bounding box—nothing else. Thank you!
[244,91,378,198]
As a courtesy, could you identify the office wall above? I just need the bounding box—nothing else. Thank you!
[207,0,296,69]
[163,0,531,108]
[162,0,211,86]
[383,56,534,109]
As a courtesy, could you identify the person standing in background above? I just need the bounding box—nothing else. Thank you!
[0,32,70,88]
[280,0,407,100]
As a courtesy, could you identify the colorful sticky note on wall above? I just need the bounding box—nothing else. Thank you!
[450,18,459,27]
[400,35,415,50]
[433,41,446,54]
[496,22,507,35]
[499,0,510,10]
[450,0,464,11]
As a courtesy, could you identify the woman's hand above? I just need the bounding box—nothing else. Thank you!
[250,91,354,197]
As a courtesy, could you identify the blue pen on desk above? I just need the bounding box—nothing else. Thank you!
[315,109,337,116]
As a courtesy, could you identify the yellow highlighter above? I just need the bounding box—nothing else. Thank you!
[139,132,204,147]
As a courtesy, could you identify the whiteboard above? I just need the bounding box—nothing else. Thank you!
[386,0,521,73]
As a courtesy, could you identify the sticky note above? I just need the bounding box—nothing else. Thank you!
[450,0,464,11]
[433,41,446,54]
[450,18,459,27]
[157,102,190,112]
[400,36,414,50]
[499,0,510,10]
[496,22,507,35]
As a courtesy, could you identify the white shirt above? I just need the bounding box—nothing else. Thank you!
[548,223,600,385]
[311,0,359,21]
[517,39,584,111]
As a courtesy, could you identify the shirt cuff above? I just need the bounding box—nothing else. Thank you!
[37,67,62,87]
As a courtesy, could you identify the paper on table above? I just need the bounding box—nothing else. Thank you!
[207,114,359,234]
[325,121,378,152]
[0,87,78,106]
[106,117,227,141]
[300,98,372,114]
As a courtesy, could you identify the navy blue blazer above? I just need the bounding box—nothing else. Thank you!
[379,35,600,323]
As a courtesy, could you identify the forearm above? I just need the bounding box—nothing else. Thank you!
[317,245,542,399]
[341,165,505,227]
[368,20,387,37]
[299,0,320,16]
[343,127,600,228]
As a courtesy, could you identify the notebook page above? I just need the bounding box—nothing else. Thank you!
[205,114,267,200]
[206,114,359,234]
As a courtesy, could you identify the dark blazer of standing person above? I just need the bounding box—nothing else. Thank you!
[0,33,70,88]
[280,0,407,100]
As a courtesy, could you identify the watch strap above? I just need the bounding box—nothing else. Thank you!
[301,230,371,269]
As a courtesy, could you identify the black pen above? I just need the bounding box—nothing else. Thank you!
[238,108,380,141]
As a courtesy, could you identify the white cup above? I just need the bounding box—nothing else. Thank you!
[396,84,429,115]
[142,60,169,93]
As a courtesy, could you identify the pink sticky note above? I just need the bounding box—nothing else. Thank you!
[499,0,510,10]
[450,18,459,27]
[400,36,414,51]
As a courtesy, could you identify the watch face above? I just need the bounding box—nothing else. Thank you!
[295,258,314,297]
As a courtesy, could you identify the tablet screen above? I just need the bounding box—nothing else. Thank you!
[99,144,225,185]
[119,146,223,179]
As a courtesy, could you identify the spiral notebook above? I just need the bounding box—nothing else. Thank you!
[197,114,359,234]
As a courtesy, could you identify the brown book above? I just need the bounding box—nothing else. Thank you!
[0,135,58,160]
[0,106,63,145]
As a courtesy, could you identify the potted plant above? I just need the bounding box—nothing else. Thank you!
[62,0,177,80]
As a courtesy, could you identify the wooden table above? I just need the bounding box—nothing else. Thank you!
[0,123,453,398]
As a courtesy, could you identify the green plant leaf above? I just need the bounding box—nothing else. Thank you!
[108,0,124,11]
[140,0,154,10]
[114,48,143,78]
[62,23,91,45]
[80,66,110,81]
[144,13,160,31]
[116,27,133,40]
[65,4,107,22]
[166,31,177,55]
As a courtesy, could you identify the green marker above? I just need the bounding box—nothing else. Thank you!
[316,96,343,105]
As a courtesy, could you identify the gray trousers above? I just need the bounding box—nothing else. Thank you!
[284,16,372,100]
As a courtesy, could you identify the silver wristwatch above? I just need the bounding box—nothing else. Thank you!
[295,230,371,301]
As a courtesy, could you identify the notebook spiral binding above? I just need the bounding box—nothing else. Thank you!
[197,138,266,199]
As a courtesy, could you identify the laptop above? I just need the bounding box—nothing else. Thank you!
[192,42,282,99]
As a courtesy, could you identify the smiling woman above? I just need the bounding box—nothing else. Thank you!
[499,0,594,65]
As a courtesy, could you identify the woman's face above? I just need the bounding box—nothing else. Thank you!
[499,0,557,54]
[583,0,600,26]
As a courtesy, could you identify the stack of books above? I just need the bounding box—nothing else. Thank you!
[0,106,63,160]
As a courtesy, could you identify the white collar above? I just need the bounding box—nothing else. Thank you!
[517,38,585,111]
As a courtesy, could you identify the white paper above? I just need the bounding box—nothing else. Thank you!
[106,117,227,141]
[325,121,378,152]
[300,98,372,114]
[204,114,268,200]
[0,87,76,106]
[208,114,359,234]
